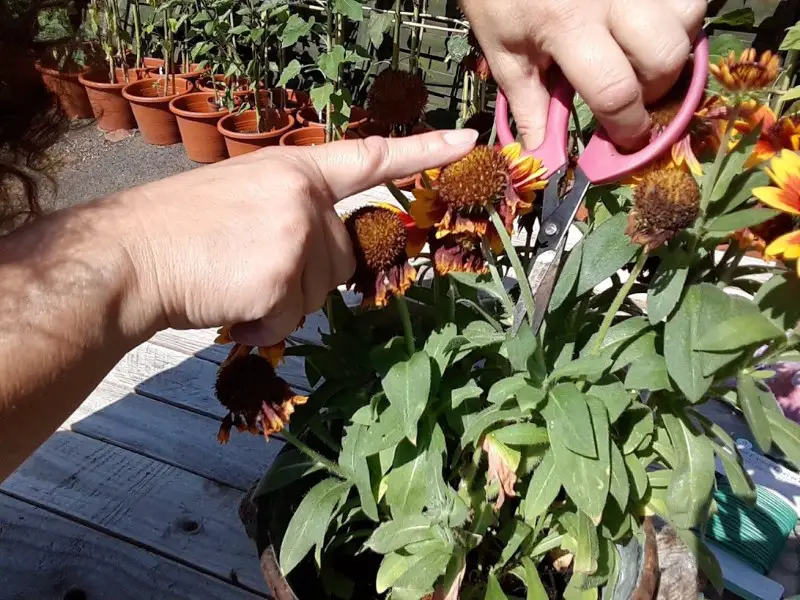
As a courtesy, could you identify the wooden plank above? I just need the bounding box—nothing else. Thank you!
[2,431,269,596]
[65,378,283,491]
[0,493,264,600]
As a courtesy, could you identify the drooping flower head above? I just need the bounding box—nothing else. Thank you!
[344,203,423,307]
[463,30,491,81]
[626,164,700,250]
[710,49,780,92]
[367,68,428,133]
[754,151,800,274]
[411,144,547,238]
[430,231,494,276]
[215,353,307,443]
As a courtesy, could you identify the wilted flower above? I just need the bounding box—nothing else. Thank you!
[410,144,547,238]
[710,49,780,92]
[463,30,491,81]
[626,164,700,250]
[367,68,428,132]
[732,212,795,257]
[215,353,308,443]
[216,322,303,368]
[344,203,424,307]
[431,231,495,275]
[482,434,519,510]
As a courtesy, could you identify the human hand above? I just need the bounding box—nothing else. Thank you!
[459,0,706,149]
[118,129,478,346]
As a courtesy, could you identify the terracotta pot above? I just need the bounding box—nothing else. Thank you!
[114,66,150,83]
[35,61,92,119]
[270,89,310,116]
[142,57,165,69]
[199,74,251,98]
[79,70,137,131]
[169,92,229,163]
[217,109,295,157]
[146,62,208,82]
[122,77,193,145]
[295,105,369,132]
[279,127,358,147]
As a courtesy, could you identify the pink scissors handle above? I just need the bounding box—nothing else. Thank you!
[495,32,709,185]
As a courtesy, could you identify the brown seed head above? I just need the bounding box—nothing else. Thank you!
[438,146,509,211]
[628,167,700,249]
[367,68,429,129]
[345,206,408,272]
[215,354,281,414]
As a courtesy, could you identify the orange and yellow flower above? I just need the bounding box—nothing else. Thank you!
[753,151,800,272]
[215,353,307,443]
[410,143,547,238]
[746,112,800,168]
[343,203,423,307]
[710,48,781,92]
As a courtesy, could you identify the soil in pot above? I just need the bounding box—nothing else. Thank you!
[217,109,295,157]
[35,60,93,119]
[296,105,369,133]
[79,69,137,131]
[122,77,193,145]
[170,92,229,163]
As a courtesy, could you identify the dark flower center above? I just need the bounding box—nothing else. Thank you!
[346,206,408,272]
[367,69,428,129]
[634,167,700,234]
[438,146,509,210]
[215,354,282,414]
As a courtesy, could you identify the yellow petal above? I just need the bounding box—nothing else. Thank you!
[753,185,800,215]
[765,230,800,256]
[501,142,523,162]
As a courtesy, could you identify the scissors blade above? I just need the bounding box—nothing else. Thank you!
[511,242,565,335]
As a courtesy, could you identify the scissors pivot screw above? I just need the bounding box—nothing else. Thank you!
[543,222,558,236]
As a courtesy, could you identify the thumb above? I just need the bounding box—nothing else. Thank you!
[294,129,478,201]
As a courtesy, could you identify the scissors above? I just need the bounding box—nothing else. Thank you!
[495,33,710,336]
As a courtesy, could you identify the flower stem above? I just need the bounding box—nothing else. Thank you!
[396,295,415,355]
[385,181,412,212]
[591,248,649,355]
[481,234,515,319]
[391,0,402,71]
[487,205,535,329]
[281,429,346,479]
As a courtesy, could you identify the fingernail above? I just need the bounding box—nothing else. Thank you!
[229,321,277,347]
[443,129,479,146]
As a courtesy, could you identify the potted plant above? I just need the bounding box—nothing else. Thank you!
[218,28,800,599]
[278,0,369,146]
[122,0,191,145]
[34,2,94,119]
[79,0,137,131]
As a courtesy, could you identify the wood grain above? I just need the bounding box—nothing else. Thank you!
[2,431,269,595]
[65,378,283,491]
[0,493,264,600]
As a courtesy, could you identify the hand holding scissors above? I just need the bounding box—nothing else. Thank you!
[494,33,710,335]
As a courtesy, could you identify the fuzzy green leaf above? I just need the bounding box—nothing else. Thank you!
[310,82,335,113]
[647,251,690,324]
[366,11,394,47]
[504,325,540,374]
[385,442,430,518]
[488,374,529,404]
[575,213,639,297]
[586,377,631,424]
[376,552,420,593]
[781,22,800,51]
[624,453,649,501]
[522,450,561,520]
[492,423,548,446]
[339,424,378,521]
[550,355,613,382]
[696,313,783,352]
[461,405,524,450]
[624,353,672,392]
[366,515,437,554]
[280,13,313,47]
[756,272,800,330]
[485,573,510,599]
[549,237,584,311]
[608,443,629,510]
[542,383,597,458]
[766,409,800,470]
[277,59,302,87]
[573,511,599,574]
[424,323,458,380]
[279,478,352,575]
[616,402,654,455]
[383,351,431,444]
[705,207,781,233]
[737,373,774,453]
[707,8,754,26]
[333,0,363,22]
[392,542,453,599]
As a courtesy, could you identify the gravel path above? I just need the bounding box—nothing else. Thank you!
[44,119,198,212]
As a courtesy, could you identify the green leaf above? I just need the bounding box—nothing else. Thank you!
[616,403,654,455]
[709,126,763,205]
[648,251,690,324]
[277,59,302,87]
[366,11,394,47]
[488,374,528,404]
[522,450,561,520]
[625,453,649,501]
[624,353,672,392]
[706,207,782,233]
[333,0,363,21]
[584,317,649,358]
[492,423,548,446]
[766,409,800,470]
[339,424,378,521]
[707,8,754,26]
[424,323,458,380]
[461,405,524,450]
[542,383,597,458]
[714,442,756,505]
[516,385,547,412]
[549,238,583,311]
[665,284,754,402]
[756,272,800,330]
[550,356,613,382]
[586,377,631,424]
[710,168,770,217]
[779,86,800,104]
[709,32,745,61]
[674,528,723,593]
[575,214,639,297]
[497,519,533,569]
[366,515,437,553]
[310,82,335,113]
[572,511,599,574]
[281,13,313,47]
[448,271,508,303]
[781,22,800,51]
[550,397,611,523]
[442,377,483,410]
[662,411,715,529]
[361,404,407,455]
[254,448,323,497]
[462,320,506,348]
[608,443,629,510]
[385,442,430,518]
[485,573,510,600]
[318,45,346,80]
[383,351,431,445]
[279,478,352,575]
[696,313,783,352]
[737,373,774,453]
[504,325,540,374]
[520,557,548,600]
[376,553,419,593]
[392,543,453,599]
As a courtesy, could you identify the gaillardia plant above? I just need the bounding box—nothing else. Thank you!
[218,33,800,600]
